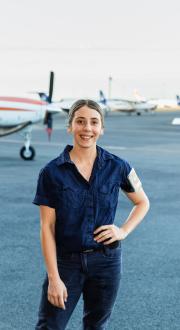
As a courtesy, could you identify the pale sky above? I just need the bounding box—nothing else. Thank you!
[0,0,180,99]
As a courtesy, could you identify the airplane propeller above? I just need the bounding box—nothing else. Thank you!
[29,72,54,103]
[43,71,54,141]
[48,71,54,103]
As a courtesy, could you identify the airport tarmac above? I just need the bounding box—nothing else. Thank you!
[0,111,180,330]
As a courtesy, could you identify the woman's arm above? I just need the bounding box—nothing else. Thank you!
[39,205,68,309]
[120,187,150,238]
[94,188,150,243]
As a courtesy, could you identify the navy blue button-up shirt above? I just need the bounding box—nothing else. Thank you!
[33,145,135,252]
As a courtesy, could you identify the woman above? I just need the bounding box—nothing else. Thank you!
[33,99,150,330]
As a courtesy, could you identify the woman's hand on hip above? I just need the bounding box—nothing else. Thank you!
[94,224,127,244]
[48,277,68,309]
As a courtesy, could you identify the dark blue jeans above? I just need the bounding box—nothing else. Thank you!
[35,245,122,330]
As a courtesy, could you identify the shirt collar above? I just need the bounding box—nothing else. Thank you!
[56,145,73,166]
[56,144,113,167]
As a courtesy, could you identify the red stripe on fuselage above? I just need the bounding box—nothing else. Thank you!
[0,107,35,112]
[0,97,47,105]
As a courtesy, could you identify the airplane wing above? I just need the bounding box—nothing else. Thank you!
[46,103,63,113]
[116,98,145,105]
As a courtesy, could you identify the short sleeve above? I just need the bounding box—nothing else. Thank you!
[120,160,142,193]
[33,168,55,208]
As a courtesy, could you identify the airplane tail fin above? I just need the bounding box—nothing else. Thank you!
[133,89,146,102]
[176,95,180,106]
[99,90,107,105]
[38,92,49,102]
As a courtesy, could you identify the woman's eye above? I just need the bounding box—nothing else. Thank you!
[92,121,98,125]
[77,120,83,124]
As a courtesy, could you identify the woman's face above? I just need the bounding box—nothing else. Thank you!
[68,106,103,149]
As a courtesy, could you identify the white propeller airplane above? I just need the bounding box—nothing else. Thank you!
[0,72,63,160]
[99,90,157,115]
[50,98,109,116]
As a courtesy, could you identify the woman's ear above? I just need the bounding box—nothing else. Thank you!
[100,128,104,135]
[67,126,72,134]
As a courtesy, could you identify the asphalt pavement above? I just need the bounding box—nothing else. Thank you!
[0,111,180,330]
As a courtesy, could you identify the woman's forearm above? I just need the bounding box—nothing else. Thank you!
[40,224,60,281]
[121,198,150,237]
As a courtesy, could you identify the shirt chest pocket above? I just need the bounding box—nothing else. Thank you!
[56,185,86,209]
[97,182,119,208]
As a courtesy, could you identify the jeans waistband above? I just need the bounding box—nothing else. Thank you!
[59,241,120,256]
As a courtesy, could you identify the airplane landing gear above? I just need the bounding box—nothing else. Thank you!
[20,128,36,160]
[20,145,35,160]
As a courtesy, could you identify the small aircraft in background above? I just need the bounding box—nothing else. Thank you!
[99,89,158,114]
[39,95,110,115]
[99,90,156,115]
[0,72,62,160]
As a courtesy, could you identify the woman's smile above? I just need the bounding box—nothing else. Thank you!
[80,135,93,140]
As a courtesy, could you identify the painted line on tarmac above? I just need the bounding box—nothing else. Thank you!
[1,139,179,153]
[0,139,65,147]
[0,138,126,150]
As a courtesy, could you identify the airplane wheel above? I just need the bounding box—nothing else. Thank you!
[20,146,35,160]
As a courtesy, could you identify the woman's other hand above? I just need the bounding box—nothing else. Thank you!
[48,277,68,309]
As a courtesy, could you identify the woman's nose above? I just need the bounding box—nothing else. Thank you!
[83,122,91,130]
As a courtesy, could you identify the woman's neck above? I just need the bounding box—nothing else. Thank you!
[69,145,97,164]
